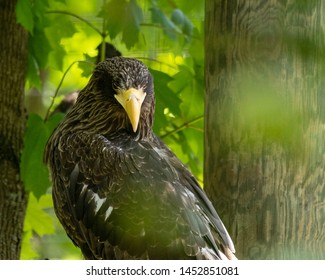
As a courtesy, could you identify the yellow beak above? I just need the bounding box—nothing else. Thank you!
[114,88,146,132]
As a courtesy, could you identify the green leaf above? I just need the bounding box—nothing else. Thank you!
[122,0,143,49]
[78,55,95,78]
[151,6,178,41]
[29,26,52,70]
[16,0,34,33]
[20,113,63,199]
[170,64,204,119]
[32,0,50,27]
[171,9,185,27]
[101,0,143,49]
[151,68,181,114]
[182,16,193,43]
[150,69,182,133]
[24,194,55,236]
[26,23,52,89]
[49,45,67,71]
[21,231,39,260]
[21,114,50,199]
[180,127,204,179]
[45,14,77,71]
[46,113,65,134]
[99,0,125,39]
[171,9,193,43]
[26,55,41,89]
[21,194,55,259]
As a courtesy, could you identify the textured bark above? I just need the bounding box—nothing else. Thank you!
[0,0,28,259]
[205,0,325,259]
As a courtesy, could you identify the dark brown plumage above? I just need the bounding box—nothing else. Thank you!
[44,57,236,260]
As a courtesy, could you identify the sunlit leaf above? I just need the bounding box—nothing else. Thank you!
[21,194,55,259]
[24,194,55,236]
[21,231,39,260]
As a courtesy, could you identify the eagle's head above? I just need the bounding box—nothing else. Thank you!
[69,57,155,138]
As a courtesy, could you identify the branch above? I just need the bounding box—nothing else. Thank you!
[44,60,94,122]
[46,10,104,37]
[160,116,204,139]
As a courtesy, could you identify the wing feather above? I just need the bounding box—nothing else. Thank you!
[47,130,235,259]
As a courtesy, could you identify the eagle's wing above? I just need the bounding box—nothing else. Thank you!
[154,135,236,259]
[49,131,235,259]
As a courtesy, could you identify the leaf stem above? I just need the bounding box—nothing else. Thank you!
[160,116,204,139]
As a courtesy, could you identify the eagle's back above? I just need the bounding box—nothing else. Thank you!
[45,130,235,260]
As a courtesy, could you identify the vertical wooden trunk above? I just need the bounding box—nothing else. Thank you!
[0,0,28,259]
[205,0,325,259]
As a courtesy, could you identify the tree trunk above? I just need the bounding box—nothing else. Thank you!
[205,0,325,259]
[0,0,28,259]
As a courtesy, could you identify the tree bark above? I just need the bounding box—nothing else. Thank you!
[205,0,325,259]
[0,0,28,259]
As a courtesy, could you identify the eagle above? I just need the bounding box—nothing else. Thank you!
[44,57,236,260]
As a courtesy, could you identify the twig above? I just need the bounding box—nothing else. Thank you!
[160,116,204,139]
[46,10,104,36]
[44,60,94,122]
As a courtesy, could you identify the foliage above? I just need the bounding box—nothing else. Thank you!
[21,113,64,199]
[16,0,204,259]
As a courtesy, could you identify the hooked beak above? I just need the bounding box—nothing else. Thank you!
[114,88,146,132]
